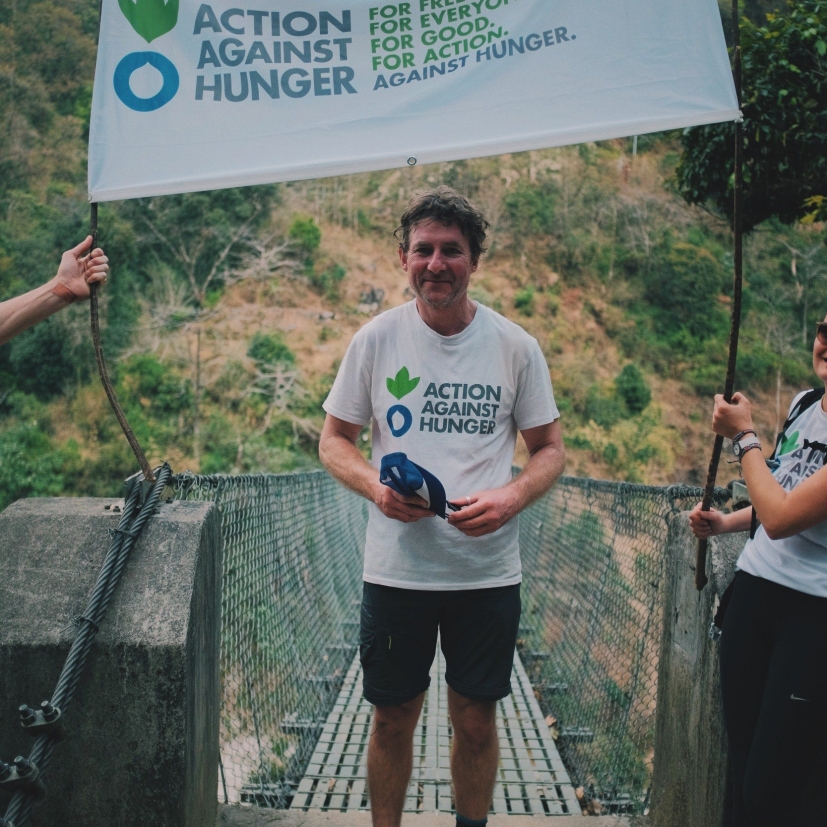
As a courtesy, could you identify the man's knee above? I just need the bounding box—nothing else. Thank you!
[450,696,497,749]
[372,695,423,741]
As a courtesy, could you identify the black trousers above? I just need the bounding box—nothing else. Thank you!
[719,571,827,827]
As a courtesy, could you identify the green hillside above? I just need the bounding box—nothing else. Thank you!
[1,0,826,509]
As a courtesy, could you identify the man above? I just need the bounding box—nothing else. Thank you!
[0,236,109,346]
[319,187,564,827]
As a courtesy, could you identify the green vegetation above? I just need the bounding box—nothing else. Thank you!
[680,0,827,230]
[1,0,826,505]
[514,286,536,316]
[248,332,295,366]
[616,365,651,415]
[289,216,322,260]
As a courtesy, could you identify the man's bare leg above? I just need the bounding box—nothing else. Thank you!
[448,686,499,820]
[367,692,425,827]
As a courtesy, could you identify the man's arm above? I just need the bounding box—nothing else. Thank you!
[447,419,565,538]
[0,237,109,346]
[319,413,434,523]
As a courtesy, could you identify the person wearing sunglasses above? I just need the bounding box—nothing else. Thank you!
[689,319,827,827]
[0,236,109,347]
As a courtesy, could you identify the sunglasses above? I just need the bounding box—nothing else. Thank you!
[818,322,827,345]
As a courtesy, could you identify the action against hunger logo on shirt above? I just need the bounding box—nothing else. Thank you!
[386,367,420,437]
[774,431,827,491]
[114,0,180,112]
[778,430,800,456]
[385,368,503,439]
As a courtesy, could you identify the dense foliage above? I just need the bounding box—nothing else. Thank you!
[679,0,827,230]
[1,0,826,505]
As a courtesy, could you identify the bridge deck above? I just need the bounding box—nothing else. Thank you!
[291,647,581,816]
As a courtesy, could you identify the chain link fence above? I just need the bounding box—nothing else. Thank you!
[174,471,367,807]
[174,471,725,814]
[518,478,726,814]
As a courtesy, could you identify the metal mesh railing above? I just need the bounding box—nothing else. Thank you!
[174,471,367,807]
[518,478,725,814]
[174,470,723,814]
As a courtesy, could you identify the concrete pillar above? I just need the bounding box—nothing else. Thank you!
[0,497,222,827]
[649,513,744,827]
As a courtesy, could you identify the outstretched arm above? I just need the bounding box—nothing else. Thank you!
[319,413,434,523]
[448,419,565,538]
[0,237,109,346]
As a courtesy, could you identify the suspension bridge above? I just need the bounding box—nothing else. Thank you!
[171,470,710,820]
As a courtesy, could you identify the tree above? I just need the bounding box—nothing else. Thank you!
[243,331,319,452]
[644,242,727,339]
[616,365,652,415]
[781,241,827,343]
[126,186,280,308]
[763,315,799,433]
[123,185,285,466]
[0,419,66,510]
[678,0,827,231]
[288,216,322,263]
[8,316,77,400]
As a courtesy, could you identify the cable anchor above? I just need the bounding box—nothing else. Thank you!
[18,701,66,740]
[0,757,46,797]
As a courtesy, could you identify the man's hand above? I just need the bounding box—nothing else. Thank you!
[447,420,565,538]
[375,485,434,523]
[447,487,519,537]
[52,236,109,301]
[688,503,727,539]
[320,414,436,524]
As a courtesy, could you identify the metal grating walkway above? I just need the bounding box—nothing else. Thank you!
[291,647,581,816]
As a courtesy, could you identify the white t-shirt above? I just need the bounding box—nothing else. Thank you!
[737,390,827,597]
[323,300,559,590]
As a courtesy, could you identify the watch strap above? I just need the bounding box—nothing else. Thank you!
[734,434,761,458]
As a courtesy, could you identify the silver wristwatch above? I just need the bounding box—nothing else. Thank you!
[733,433,761,460]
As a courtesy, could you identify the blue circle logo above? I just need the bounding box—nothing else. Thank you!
[114,52,179,112]
[387,405,413,438]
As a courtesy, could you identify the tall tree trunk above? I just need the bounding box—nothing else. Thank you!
[607,204,617,281]
[775,363,782,439]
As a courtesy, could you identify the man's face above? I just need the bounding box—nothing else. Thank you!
[399,221,477,310]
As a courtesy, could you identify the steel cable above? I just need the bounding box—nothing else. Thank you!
[2,464,172,827]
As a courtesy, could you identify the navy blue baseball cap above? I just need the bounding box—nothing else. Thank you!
[379,452,451,519]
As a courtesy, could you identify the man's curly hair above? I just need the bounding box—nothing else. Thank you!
[395,186,489,261]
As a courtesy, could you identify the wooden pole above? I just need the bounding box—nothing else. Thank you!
[89,203,156,483]
[695,0,743,590]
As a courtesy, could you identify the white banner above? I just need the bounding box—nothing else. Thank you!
[88,0,739,202]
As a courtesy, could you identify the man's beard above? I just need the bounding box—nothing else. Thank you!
[411,274,465,309]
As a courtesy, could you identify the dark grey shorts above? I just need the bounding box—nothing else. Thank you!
[359,581,521,707]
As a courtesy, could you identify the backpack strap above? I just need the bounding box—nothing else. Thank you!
[772,388,825,459]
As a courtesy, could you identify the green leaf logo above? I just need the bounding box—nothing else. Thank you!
[778,430,799,455]
[387,367,420,400]
[119,0,179,43]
